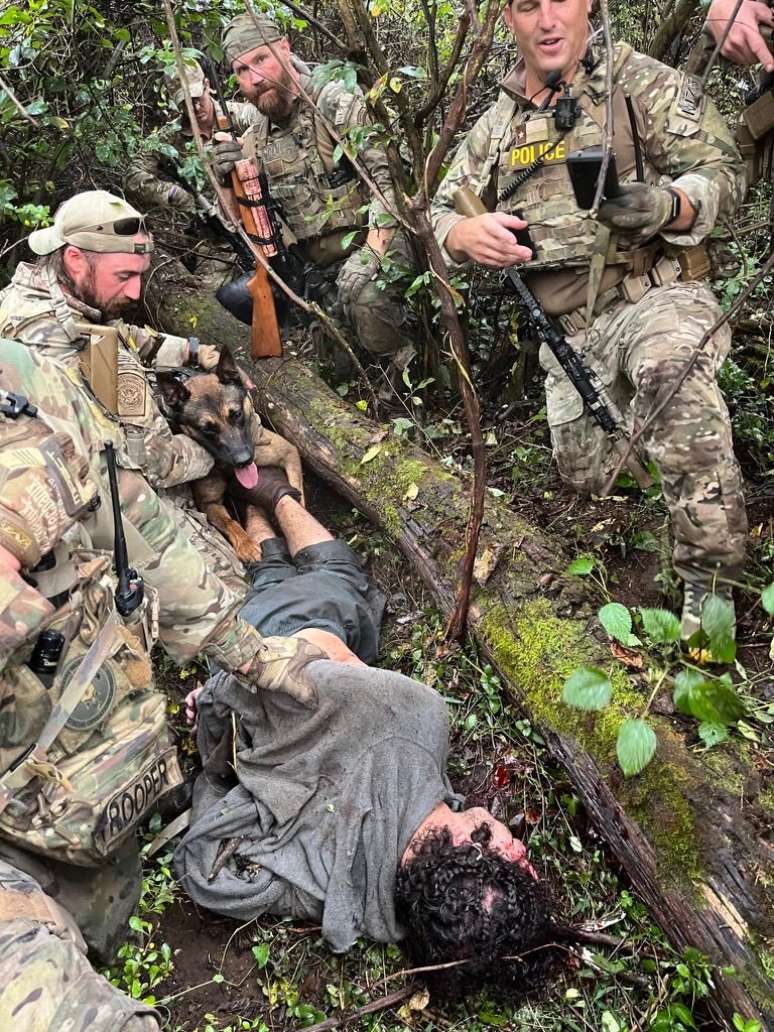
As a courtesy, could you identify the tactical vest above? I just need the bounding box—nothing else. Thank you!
[0,427,182,866]
[482,45,640,274]
[243,80,366,245]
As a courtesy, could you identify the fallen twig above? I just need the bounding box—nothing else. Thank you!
[303,987,414,1032]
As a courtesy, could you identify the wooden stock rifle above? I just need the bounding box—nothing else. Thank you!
[207,61,284,360]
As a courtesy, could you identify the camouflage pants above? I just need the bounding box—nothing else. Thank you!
[341,232,418,367]
[542,282,747,586]
[0,860,159,1031]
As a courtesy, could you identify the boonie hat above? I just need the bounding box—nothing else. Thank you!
[170,59,206,107]
[28,191,154,256]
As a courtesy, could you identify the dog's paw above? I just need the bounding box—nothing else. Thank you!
[229,527,264,564]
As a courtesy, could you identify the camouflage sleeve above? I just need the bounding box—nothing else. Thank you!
[228,99,261,135]
[116,466,261,669]
[124,149,180,211]
[321,84,398,225]
[0,572,54,674]
[430,103,500,268]
[117,322,190,368]
[630,55,746,245]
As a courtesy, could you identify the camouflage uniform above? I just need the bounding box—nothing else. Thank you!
[0,260,248,594]
[0,339,290,1027]
[239,59,416,366]
[432,43,748,590]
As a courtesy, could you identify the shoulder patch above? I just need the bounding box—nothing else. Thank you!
[676,74,704,122]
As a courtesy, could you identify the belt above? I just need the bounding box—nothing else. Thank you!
[557,253,684,336]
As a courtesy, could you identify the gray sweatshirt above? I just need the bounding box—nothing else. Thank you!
[174,661,459,951]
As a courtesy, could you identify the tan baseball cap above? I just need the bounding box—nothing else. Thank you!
[170,59,206,107]
[28,191,154,256]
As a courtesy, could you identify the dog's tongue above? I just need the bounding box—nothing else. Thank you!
[235,462,259,489]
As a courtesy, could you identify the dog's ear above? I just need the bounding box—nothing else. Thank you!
[215,345,243,387]
[156,369,191,410]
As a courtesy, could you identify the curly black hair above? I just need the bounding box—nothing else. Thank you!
[394,821,555,997]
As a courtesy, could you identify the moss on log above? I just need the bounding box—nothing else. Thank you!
[152,278,773,1025]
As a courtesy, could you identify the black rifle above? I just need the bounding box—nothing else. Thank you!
[453,188,652,489]
[104,442,144,617]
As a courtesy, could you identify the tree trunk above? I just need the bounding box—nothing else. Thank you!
[152,278,773,1027]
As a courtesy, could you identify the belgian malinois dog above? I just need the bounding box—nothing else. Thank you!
[156,346,302,563]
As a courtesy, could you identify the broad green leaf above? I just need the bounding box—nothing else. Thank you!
[698,722,729,748]
[598,602,632,645]
[673,669,744,725]
[761,582,774,616]
[359,443,383,465]
[616,718,657,777]
[340,229,359,250]
[639,607,681,644]
[252,943,269,968]
[562,666,611,711]
[701,594,736,664]
[567,554,595,576]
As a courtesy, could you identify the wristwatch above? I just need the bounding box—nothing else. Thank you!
[187,336,200,365]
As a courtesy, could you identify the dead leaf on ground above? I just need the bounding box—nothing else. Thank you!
[610,641,643,669]
[368,428,389,444]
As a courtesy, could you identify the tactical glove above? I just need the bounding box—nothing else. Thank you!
[212,137,245,182]
[597,183,679,242]
[336,248,381,321]
[242,635,326,707]
[167,184,197,215]
[230,465,302,513]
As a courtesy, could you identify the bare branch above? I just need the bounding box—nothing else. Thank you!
[0,72,36,125]
[281,0,349,54]
[589,0,614,218]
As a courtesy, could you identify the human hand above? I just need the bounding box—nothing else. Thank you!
[706,0,774,70]
[184,684,204,731]
[240,635,326,707]
[212,133,245,181]
[197,344,220,371]
[597,183,677,241]
[230,464,302,512]
[446,212,533,267]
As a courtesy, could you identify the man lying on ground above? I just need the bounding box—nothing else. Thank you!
[174,473,552,992]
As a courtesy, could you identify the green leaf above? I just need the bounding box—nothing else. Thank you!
[701,594,736,664]
[639,607,681,644]
[616,719,657,777]
[359,443,383,465]
[698,722,729,748]
[673,669,744,725]
[340,229,359,250]
[562,666,611,711]
[567,554,595,576]
[760,582,774,616]
[212,972,224,984]
[252,943,270,968]
[598,602,632,645]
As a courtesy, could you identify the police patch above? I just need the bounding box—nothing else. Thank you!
[95,747,182,855]
[511,139,566,170]
[117,371,147,418]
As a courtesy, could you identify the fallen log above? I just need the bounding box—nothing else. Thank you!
[153,278,773,1027]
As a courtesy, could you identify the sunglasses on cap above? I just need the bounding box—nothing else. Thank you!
[76,215,153,254]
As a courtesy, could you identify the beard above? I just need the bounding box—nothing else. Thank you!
[76,261,129,318]
[250,68,295,121]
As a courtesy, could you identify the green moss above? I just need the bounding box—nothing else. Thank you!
[479,598,703,889]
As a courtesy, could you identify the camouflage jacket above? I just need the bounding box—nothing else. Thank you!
[124,99,259,214]
[0,339,262,674]
[0,261,214,489]
[0,341,265,864]
[241,61,396,256]
[432,43,745,315]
